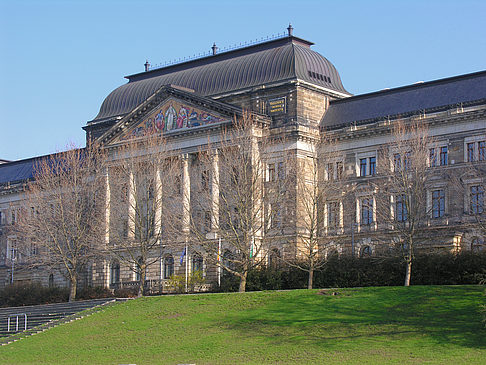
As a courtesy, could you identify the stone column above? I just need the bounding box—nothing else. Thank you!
[154,167,162,237]
[128,169,136,239]
[210,149,219,234]
[104,169,111,245]
[182,154,191,235]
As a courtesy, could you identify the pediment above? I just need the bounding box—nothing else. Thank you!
[98,86,241,146]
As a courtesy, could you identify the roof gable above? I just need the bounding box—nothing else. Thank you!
[98,85,242,146]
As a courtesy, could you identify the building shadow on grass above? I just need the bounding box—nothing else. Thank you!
[216,287,486,350]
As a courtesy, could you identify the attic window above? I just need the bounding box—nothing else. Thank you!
[308,71,331,83]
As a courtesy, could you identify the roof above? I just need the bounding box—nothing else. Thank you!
[89,36,349,124]
[0,157,39,186]
[322,70,486,128]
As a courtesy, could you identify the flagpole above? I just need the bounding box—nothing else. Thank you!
[185,241,188,293]
[218,237,221,287]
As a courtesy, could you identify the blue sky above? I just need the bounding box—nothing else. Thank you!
[1,0,485,161]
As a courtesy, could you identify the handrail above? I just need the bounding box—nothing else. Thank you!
[7,313,27,332]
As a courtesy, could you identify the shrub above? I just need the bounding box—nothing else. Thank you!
[0,282,69,307]
[76,286,114,300]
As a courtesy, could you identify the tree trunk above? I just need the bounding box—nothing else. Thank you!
[404,258,411,286]
[404,238,413,286]
[308,266,314,290]
[238,271,247,293]
[138,265,146,297]
[69,277,77,302]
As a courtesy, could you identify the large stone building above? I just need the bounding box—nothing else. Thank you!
[0,29,485,290]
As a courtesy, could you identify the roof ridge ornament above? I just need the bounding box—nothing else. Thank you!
[287,23,294,37]
[212,43,218,56]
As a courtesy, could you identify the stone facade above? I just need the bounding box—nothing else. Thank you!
[0,33,484,291]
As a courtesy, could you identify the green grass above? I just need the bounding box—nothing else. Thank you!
[0,286,485,364]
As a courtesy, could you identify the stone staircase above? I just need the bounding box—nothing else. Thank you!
[0,298,121,345]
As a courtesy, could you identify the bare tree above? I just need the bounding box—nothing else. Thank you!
[107,130,181,296]
[374,120,434,286]
[190,112,282,292]
[16,143,106,301]
[283,134,347,289]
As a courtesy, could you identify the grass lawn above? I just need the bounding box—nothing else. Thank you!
[0,286,484,364]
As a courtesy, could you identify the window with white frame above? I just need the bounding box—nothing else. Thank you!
[192,252,204,273]
[395,194,408,222]
[6,237,17,260]
[429,145,448,167]
[470,185,484,214]
[360,197,374,225]
[431,189,445,218]
[326,201,341,228]
[464,136,486,162]
[356,152,376,177]
[163,255,174,279]
[267,163,276,182]
[326,160,344,180]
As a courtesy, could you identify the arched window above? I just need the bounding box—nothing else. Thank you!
[268,248,280,269]
[360,245,372,257]
[110,260,120,285]
[48,273,54,288]
[163,255,174,279]
[471,237,484,252]
[192,253,203,273]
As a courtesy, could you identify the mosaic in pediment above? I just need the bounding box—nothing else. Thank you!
[122,99,227,140]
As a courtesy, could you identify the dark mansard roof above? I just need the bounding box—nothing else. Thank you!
[88,36,350,124]
[322,70,486,129]
[0,156,39,186]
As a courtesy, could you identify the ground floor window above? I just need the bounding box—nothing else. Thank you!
[164,255,174,279]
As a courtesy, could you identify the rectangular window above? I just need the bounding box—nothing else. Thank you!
[369,157,376,175]
[328,161,344,180]
[0,211,3,226]
[204,211,211,233]
[360,158,367,177]
[361,198,373,225]
[432,189,445,218]
[268,163,275,182]
[396,195,408,222]
[336,161,343,180]
[393,153,401,171]
[467,143,475,162]
[470,185,484,214]
[327,163,334,180]
[327,202,340,228]
[429,148,437,167]
[479,141,485,161]
[440,146,448,166]
[277,162,285,180]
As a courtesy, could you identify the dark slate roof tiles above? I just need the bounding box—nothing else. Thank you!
[322,70,486,128]
[89,36,350,124]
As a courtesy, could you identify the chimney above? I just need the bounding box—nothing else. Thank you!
[211,43,218,56]
[144,60,150,72]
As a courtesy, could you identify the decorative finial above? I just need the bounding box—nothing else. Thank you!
[287,23,293,36]
[211,43,218,55]
[144,60,150,72]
